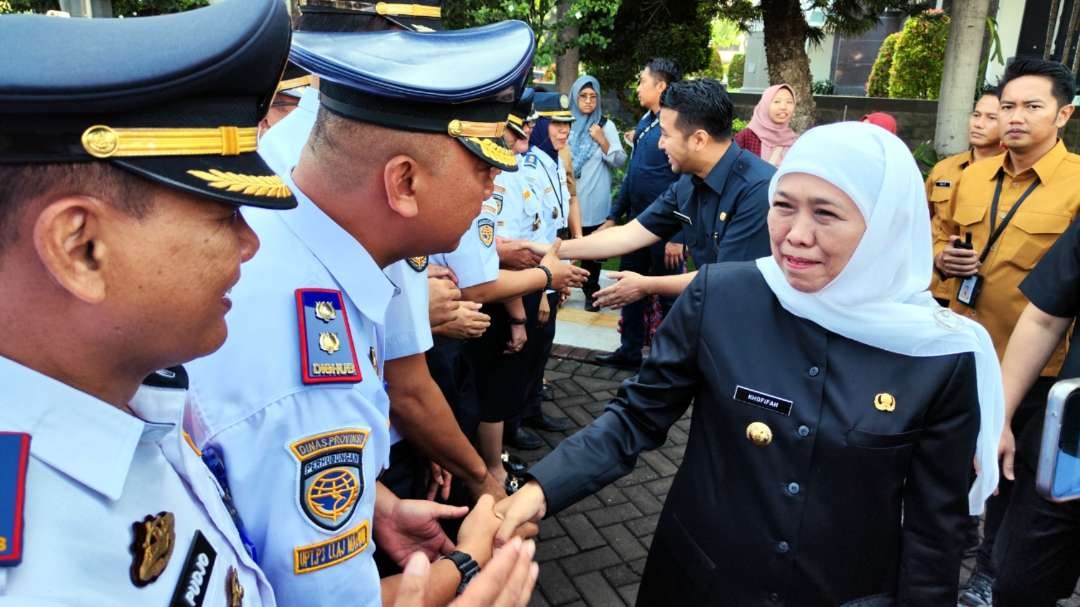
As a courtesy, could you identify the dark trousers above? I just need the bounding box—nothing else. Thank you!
[992,417,1080,605]
[507,291,558,436]
[974,377,1056,575]
[580,224,604,300]
[616,241,679,358]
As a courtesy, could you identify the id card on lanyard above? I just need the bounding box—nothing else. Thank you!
[956,172,1040,307]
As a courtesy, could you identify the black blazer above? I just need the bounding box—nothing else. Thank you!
[529,262,979,606]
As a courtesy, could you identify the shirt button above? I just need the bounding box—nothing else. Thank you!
[787,482,801,495]
[797,425,811,438]
[807,366,820,377]
[777,541,790,554]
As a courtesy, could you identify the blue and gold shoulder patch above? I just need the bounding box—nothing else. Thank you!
[477,218,495,247]
[287,429,368,533]
[295,289,362,385]
[0,432,31,567]
[523,154,538,169]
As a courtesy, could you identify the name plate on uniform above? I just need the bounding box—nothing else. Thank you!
[733,386,793,416]
[295,289,363,385]
[169,530,217,607]
[0,433,30,567]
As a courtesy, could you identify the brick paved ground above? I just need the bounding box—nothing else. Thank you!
[517,346,1080,607]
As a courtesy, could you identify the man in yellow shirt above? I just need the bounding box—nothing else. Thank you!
[926,88,1002,303]
[933,58,1078,606]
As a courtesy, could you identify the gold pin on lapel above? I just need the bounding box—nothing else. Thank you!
[874,393,896,412]
[746,421,773,446]
[129,512,176,587]
[227,566,245,607]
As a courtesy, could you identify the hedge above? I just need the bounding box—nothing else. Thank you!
[888,10,950,100]
[728,53,745,90]
[866,32,899,98]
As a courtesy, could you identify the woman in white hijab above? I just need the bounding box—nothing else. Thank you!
[495,121,1003,605]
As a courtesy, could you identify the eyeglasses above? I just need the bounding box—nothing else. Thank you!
[578,93,598,101]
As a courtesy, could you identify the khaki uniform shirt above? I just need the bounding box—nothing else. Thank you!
[934,140,1080,375]
[927,151,977,300]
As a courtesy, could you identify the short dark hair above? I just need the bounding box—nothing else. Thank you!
[659,78,734,140]
[0,163,148,254]
[1001,57,1076,107]
[645,58,682,86]
[978,82,1000,100]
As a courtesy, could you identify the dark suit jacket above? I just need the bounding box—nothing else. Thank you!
[529,263,980,606]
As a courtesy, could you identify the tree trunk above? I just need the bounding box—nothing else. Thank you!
[555,0,579,94]
[935,0,991,155]
[1062,0,1080,70]
[760,0,816,132]
[1045,0,1062,59]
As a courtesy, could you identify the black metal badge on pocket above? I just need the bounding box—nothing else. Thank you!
[733,385,793,416]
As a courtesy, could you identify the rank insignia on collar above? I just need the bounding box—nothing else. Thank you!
[0,433,31,568]
[478,217,495,247]
[296,289,363,385]
[130,511,176,587]
[287,429,369,532]
[406,256,429,273]
[226,566,245,607]
[935,180,951,188]
[874,393,896,412]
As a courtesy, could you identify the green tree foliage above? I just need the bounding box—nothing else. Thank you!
[866,31,899,98]
[6,0,205,14]
[580,0,713,110]
[710,17,742,50]
[888,10,951,100]
[0,0,12,12]
[728,53,746,90]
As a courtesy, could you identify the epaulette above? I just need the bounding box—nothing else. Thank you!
[0,433,31,568]
[295,289,363,385]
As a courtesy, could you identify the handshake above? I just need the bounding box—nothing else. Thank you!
[387,484,550,607]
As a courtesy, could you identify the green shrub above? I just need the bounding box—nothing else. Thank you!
[732,117,748,133]
[812,80,835,95]
[728,53,746,90]
[866,32,899,97]
[888,10,950,100]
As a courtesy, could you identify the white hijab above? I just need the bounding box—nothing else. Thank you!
[755,121,1003,514]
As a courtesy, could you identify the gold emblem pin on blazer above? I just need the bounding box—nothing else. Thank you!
[874,393,896,412]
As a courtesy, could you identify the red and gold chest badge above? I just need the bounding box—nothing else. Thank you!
[295,289,362,385]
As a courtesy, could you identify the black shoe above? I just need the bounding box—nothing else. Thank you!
[523,412,572,432]
[957,570,994,607]
[584,296,600,313]
[593,350,642,370]
[501,451,528,476]
[505,426,544,450]
[540,382,555,402]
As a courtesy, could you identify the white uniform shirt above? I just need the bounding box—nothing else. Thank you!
[0,357,273,606]
[186,165,393,604]
[521,148,569,244]
[493,157,540,242]
[430,199,500,289]
[259,88,431,448]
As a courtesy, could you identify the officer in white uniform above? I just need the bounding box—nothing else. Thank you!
[0,1,294,603]
[185,23,536,606]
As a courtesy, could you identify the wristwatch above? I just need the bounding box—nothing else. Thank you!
[443,550,480,595]
[536,264,553,291]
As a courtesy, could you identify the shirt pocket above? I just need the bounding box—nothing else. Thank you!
[928,185,953,218]
[953,203,987,229]
[997,210,1071,270]
[845,428,924,449]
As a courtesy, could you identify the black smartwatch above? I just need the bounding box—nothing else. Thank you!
[509,317,528,325]
[536,264,553,291]
[443,550,480,595]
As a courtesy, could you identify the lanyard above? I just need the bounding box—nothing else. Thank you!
[632,116,659,157]
[981,172,1041,263]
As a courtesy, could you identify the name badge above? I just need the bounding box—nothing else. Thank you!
[733,385,792,416]
[169,531,217,607]
[934,180,951,188]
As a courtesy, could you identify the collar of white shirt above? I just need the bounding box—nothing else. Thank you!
[0,355,173,501]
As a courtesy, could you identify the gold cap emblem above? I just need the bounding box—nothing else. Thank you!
[226,566,245,607]
[82,125,120,158]
[746,422,773,447]
[129,512,176,587]
[874,393,896,412]
[314,301,336,323]
[318,331,341,355]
